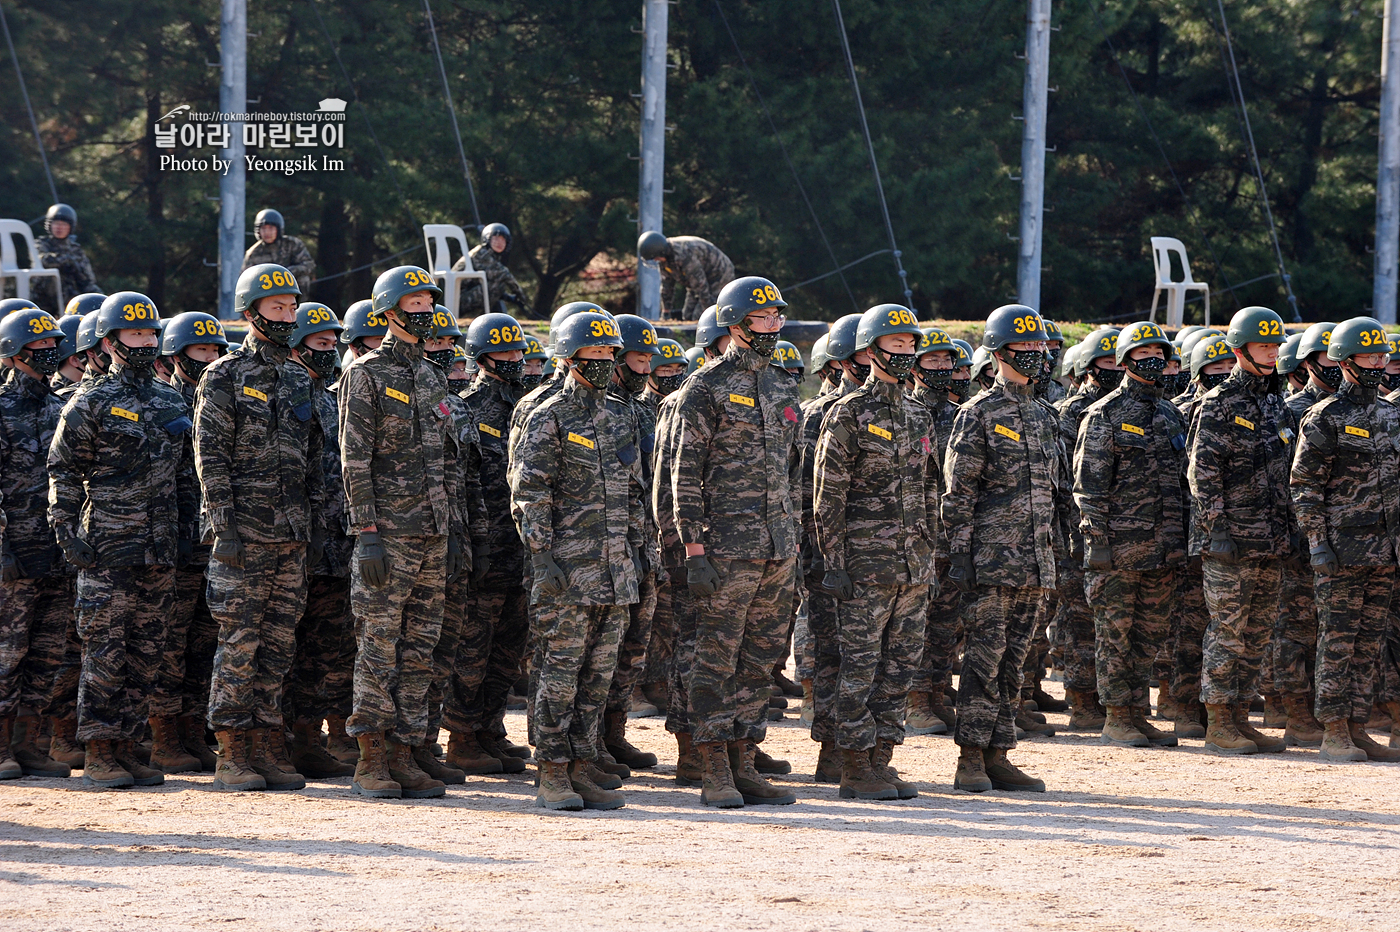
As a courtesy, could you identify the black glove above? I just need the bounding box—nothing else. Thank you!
[532,552,568,596]
[60,537,96,570]
[446,534,465,584]
[176,538,194,571]
[947,552,976,593]
[821,567,854,601]
[801,542,824,580]
[307,529,325,571]
[2,542,23,582]
[686,554,722,597]
[1309,541,1339,577]
[1205,529,1238,566]
[1085,542,1112,571]
[470,544,492,586]
[357,530,389,589]
[211,526,245,570]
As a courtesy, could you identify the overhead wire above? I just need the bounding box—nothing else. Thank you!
[423,0,482,228]
[0,3,59,204]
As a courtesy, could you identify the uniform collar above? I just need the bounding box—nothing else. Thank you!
[865,373,905,402]
[382,332,423,364]
[563,373,606,408]
[1122,375,1163,401]
[995,373,1036,398]
[723,341,768,372]
[242,329,291,365]
[1337,378,1377,406]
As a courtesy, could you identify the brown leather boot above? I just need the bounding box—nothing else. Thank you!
[1282,694,1324,747]
[1233,704,1285,753]
[149,715,202,774]
[1384,701,1400,750]
[871,739,918,799]
[536,759,583,810]
[1204,703,1257,755]
[0,716,20,780]
[697,741,743,808]
[176,715,217,771]
[114,739,165,786]
[1349,721,1400,762]
[568,759,625,810]
[814,740,842,783]
[290,720,355,778]
[1067,689,1107,729]
[585,758,623,790]
[12,715,70,777]
[1155,681,1180,721]
[213,730,266,791]
[604,711,657,769]
[627,685,659,718]
[1174,700,1207,739]
[82,739,134,788]
[444,730,503,774]
[352,733,401,797]
[1100,705,1148,747]
[800,679,814,725]
[594,746,631,780]
[48,717,85,769]
[388,740,446,798]
[929,685,958,732]
[674,731,702,786]
[728,739,796,805]
[984,747,1046,792]
[413,745,466,784]
[1016,702,1056,737]
[325,715,359,765]
[1262,694,1288,729]
[248,728,306,790]
[1032,685,1069,713]
[753,744,791,775]
[1130,709,1179,747]
[1318,720,1366,762]
[838,747,896,800]
[906,690,949,736]
[953,744,992,792]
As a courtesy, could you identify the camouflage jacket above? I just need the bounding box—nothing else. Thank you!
[508,372,567,464]
[1054,382,1105,558]
[241,235,316,294]
[338,334,460,539]
[1290,380,1400,567]
[651,391,687,566]
[1186,367,1296,557]
[452,244,525,308]
[1073,376,1188,570]
[313,379,354,576]
[509,375,642,607]
[0,368,66,575]
[610,386,660,561]
[659,236,735,321]
[47,362,197,567]
[33,235,99,312]
[440,380,489,560]
[166,375,212,567]
[461,375,526,577]
[194,331,325,544]
[943,374,1065,589]
[798,380,850,562]
[1037,378,1067,406]
[671,342,802,560]
[1285,381,1331,425]
[814,375,940,585]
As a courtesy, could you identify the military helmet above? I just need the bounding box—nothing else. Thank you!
[1077,328,1120,375]
[45,203,77,233]
[1042,318,1065,345]
[55,314,83,360]
[286,304,342,350]
[951,339,973,369]
[75,310,101,354]
[614,314,661,356]
[64,293,106,317]
[554,310,623,359]
[918,327,955,358]
[981,304,1048,350]
[1190,335,1234,378]
[683,345,706,372]
[1327,317,1390,361]
[1390,333,1400,362]
[523,335,548,361]
[465,312,528,359]
[95,292,159,338]
[371,266,442,316]
[1276,332,1304,375]
[826,314,864,362]
[810,334,832,375]
[771,340,804,372]
[1296,321,1335,360]
[1226,306,1287,348]
[540,355,556,378]
[236,263,302,315]
[1179,327,1223,364]
[1114,320,1172,364]
[0,306,61,357]
[548,302,607,354]
[162,312,229,356]
[1058,342,1082,380]
[638,230,670,261]
[1175,325,1203,343]
[340,299,389,345]
[654,337,687,368]
[715,276,785,327]
[450,344,472,368]
[969,346,996,381]
[480,222,511,250]
[431,305,462,340]
[693,306,723,350]
[856,304,922,351]
[254,208,285,232]
[0,298,40,317]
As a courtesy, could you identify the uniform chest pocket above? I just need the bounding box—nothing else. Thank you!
[379,385,415,421]
[559,430,599,498]
[101,408,147,470]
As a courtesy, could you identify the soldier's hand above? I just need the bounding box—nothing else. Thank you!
[307,530,325,571]
[176,538,195,571]
[1085,543,1113,572]
[532,552,568,596]
[211,527,245,570]
[821,567,854,601]
[1309,542,1339,577]
[1205,530,1238,566]
[357,531,389,589]
[446,534,466,585]
[1,542,23,582]
[59,537,96,571]
[470,544,492,587]
[685,554,722,597]
[947,553,976,593]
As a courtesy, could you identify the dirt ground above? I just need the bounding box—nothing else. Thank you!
[3,682,1399,932]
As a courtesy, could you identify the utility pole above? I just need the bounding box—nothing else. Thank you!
[218,0,247,320]
[1376,0,1400,325]
[636,0,668,321]
[1016,0,1051,312]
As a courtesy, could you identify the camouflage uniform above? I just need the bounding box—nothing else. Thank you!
[672,342,801,744]
[1290,379,1400,725]
[195,331,324,731]
[241,236,316,295]
[1170,385,1210,707]
[452,245,526,313]
[48,361,196,740]
[1052,383,1105,695]
[658,236,736,321]
[943,374,1065,750]
[510,376,642,763]
[1037,378,1067,406]
[814,375,939,750]
[339,334,461,745]
[31,235,99,314]
[652,392,697,736]
[1074,377,1188,709]
[1187,367,1295,706]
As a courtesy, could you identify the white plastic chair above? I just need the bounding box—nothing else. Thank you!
[423,224,489,316]
[0,219,63,307]
[1149,236,1209,329]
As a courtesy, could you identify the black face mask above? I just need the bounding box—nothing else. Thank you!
[917,366,951,392]
[617,362,650,395]
[948,377,972,401]
[789,370,805,385]
[573,357,615,390]
[114,341,158,371]
[998,348,1045,380]
[1200,370,1230,391]
[651,372,686,396]
[483,356,525,381]
[1345,360,1386,390]
[427,348,456,370]
[848,361,872,384]
[744,331,781,357]
[396,309,437,340]
[1163,372,1190,397]
[1309,360,1343,391]
[1124,355,1167,385]
[1091,365,1123,391]
[178,353,212,383]
[1382,370,1400,394]
[253,311,297,346]
[302,348,339,380]
[22,346,63,377]
[874,349,917,381]
[518,373,544,392]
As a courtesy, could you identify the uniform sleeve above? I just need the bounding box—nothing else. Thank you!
[337,364,380,530]
[462,436,490,551]
[670,382,715,547]
[304,397,326,536]
[1289,408,1334,547]
[288,240,316,281]
[812,404,854,571]
[175,401,199,545]
[680,249,713,321]
[73,250,99,294]
[193,364,237,534]
[508,407,560,556]
[442,408,462,540]
[1073,410,1114,545]
[46,396,96,543]
[922,422,944,561]
[941,406,985,557]
[1187,398,1228,539]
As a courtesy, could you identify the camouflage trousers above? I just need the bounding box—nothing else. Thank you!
[911,557,963,695]
[645,575,679,697]
[443,572,528,739]
[150,560,218,718]
[0,575,73,719]
[1378,608,1400,705]
[207,542,308,731]
[1200,557,1282,706]
[284,574,354,725]
[424,572,471,738]
[1085,567,1177,709]
[1169,558,1209,706]
[1053,562,1097,693]
[662,556,699,736]
[49,607,82,721]
[792,589,812,682]
[953,585,1044,750]
[1021,590,1055,700]
[534,603,626,763]
[835,583,928,750]
[74,566,175,742]
[607,569,658,713]
[688,557,796,745]
[1272,561,1316,697]
[805,571,841,744]
[348,535,445,746]
[1312,564,1395,725]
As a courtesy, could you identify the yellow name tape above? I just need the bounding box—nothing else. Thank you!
[867,424,892,441]
[242,386,268,402]
[567,432,595,449]
[729,393,755,407]
[110,406,139,422]
[1345,425,1370,438]
[479,423,502,438]
[1234,416,1255,431]
[385,387,410,404]
[994,424,1020,442]
[1121,423,1144,436]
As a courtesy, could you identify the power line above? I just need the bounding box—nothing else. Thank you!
[308,242,425,284]
[0,4,58,204]
[784,248,890,293]
[423,0,481,227]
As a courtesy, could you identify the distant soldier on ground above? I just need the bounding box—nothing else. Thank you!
[32,205,100,314]
[452,223,528,316]
[638,232,735,322]
[241,209,316,295]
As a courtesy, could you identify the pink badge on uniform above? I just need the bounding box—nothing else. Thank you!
[437,400,450,418]
[784,406,798,423]
[921,436,931,454]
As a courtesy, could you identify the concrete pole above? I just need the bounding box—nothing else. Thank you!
[1376,0,1400,325]
[1016,0,1051,312]
[218,0,247,320]
[637,0,668,321]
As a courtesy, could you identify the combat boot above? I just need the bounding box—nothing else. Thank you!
[352,733,401,797]
[113,740,165,786]
[1174,700,1207,739]
[929,685,958,732]
[477,732,527,774]
[585,758,624,790]
[82,739,133,788]
[1383,701,1400,750]
[413,745,466,784]
[1233,704,1285,753]
[387,740,446,798]
[1349,721,1400,762]
[1100,706,1148,748]
[496,735,532,760]
[627,685,659,718]
[838,747,897,800]
[568,759,625,810]
[1282,695,1324,748]
[248,727,306,790]
[1066,689,1107,730]
[1031,685,1069,713]
[1016,703,1056,737]
[213,730,267,791]
[1203,703,1257,755]
[814,740,843,783]
[871,739,918,799]
[697,741,744,808]
[953,744,992,793]
[984,748,1046,792]
[753,744,791,775]
[594,746,631,780]
[289,720,354,778]
[906,691,948,736]
[1156,686,1180,722]
[604,711,657,769]
[445,730,503,775]
[536,760,583,810]
[1130,709,1179,747]
[729,740,796,805]
[0,717,19,780]
[1262,694,1288,729]
[11,715,70,777]
[177,715,217,771]
[799,679,814,726]
[48,717,85,769]
[325,715,359,765]
[1318,721,1366,762]
[674,731,703,786]
[148,715,202,774]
